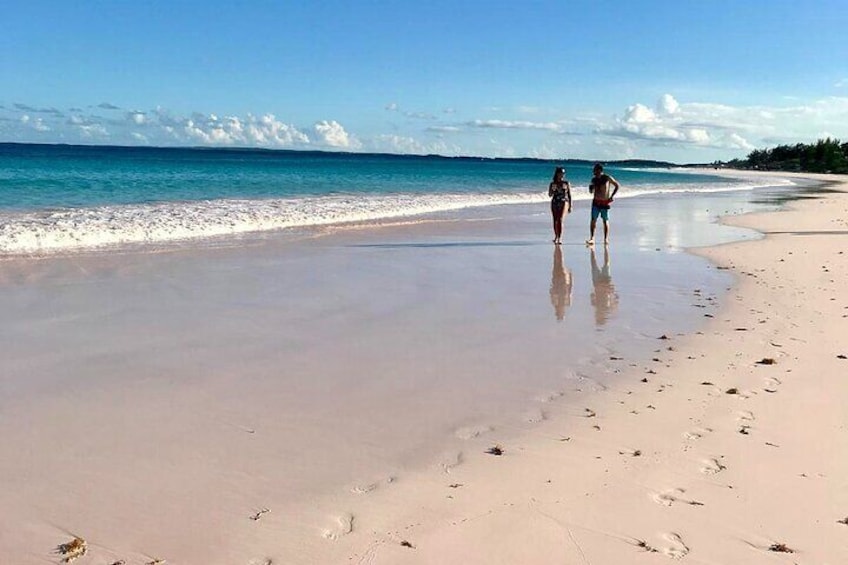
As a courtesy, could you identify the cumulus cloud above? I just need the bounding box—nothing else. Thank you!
[79,123,109,138]
[657,94,680,115]
[426,125,461,133]
[182,113,311,147]
[312,120,360,148]
[98,102,121,110]
[603,94,764,149]
[385,102,398,111]
[21,115,50,131]
[127,111,146,125]
[601,93,848,158]
[718,132,754,150]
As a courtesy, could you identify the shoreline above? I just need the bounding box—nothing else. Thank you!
[319,173,848,564]
[1,172,845,563]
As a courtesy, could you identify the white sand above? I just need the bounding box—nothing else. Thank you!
[1,173,846,564]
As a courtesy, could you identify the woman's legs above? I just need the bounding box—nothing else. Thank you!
[551,201,565,243]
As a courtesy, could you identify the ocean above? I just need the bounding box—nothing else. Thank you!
[0,143,791,255]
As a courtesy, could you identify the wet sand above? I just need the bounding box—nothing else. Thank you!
[1,172,845,564]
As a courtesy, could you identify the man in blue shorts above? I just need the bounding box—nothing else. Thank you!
[586,163,621,246]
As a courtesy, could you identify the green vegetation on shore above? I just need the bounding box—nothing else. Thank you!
[724,138,848,174]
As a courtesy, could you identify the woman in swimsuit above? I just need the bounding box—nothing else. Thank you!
[548,166,572,244]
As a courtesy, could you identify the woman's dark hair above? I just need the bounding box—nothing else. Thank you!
[552,166,565,181]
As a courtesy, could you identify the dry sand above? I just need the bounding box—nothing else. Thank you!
[1,172,846,564]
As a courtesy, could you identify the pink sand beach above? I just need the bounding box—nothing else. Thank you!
[1,171,846,564]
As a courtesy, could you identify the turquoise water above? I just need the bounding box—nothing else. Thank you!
[0,143,789,255]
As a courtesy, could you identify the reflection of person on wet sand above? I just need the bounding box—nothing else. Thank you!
[590,245,619,325]
[550,245,572,321]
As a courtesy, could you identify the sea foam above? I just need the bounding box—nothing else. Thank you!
[0,179,790,256]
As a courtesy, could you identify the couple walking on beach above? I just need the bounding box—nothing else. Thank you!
[548,163,620,245]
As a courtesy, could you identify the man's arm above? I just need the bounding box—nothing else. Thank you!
[608,176,620,200]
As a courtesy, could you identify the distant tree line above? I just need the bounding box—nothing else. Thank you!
[725,138,848,173]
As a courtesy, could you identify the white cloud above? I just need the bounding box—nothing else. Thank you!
[181,113,310,147]
[835,78,848,88]
[385,102,398,111]
[687,128,710,144]
[602,93,844,151]
[21,114,50,131]
[78,123,109,138]
[131,132,149,143]
[623,103,658,124]
[369,134,460,156]
[312,120,359,148]
[721,132,754,150]
[467,119,564,131]
[128,111,146,125]
[657,94,680,115]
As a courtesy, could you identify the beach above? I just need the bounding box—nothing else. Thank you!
[1,170,846,564]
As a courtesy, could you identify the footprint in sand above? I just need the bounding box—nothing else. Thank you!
[323,513,354,540]
[454,425,493,440]
[630,532,689,559]
[523,407,547,424]
[763,376,782,392]
[683,427,713,440]
[651,488,704,507]
[350,483,378,494]
[737,410,755,423]
[700,457,727,475]
[439,451,464,474]
[571,372,609,392]
[660,532,690,559]
[535,391,564,403]
[349,475,396,494]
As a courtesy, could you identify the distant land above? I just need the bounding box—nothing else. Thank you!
[0,141,681,169]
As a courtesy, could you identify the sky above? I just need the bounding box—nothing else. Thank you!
[2,0,847,163]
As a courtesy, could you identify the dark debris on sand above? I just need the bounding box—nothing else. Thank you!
[756,358,777,365]
[485,445,504,456]
[767,542,794,553]
[634,539,659,553]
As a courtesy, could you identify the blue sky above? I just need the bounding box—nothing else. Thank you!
[2,0,847,162]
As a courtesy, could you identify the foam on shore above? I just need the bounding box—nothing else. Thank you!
[0,177,793,255]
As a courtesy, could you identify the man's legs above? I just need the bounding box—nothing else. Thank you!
[587,206,598,244]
